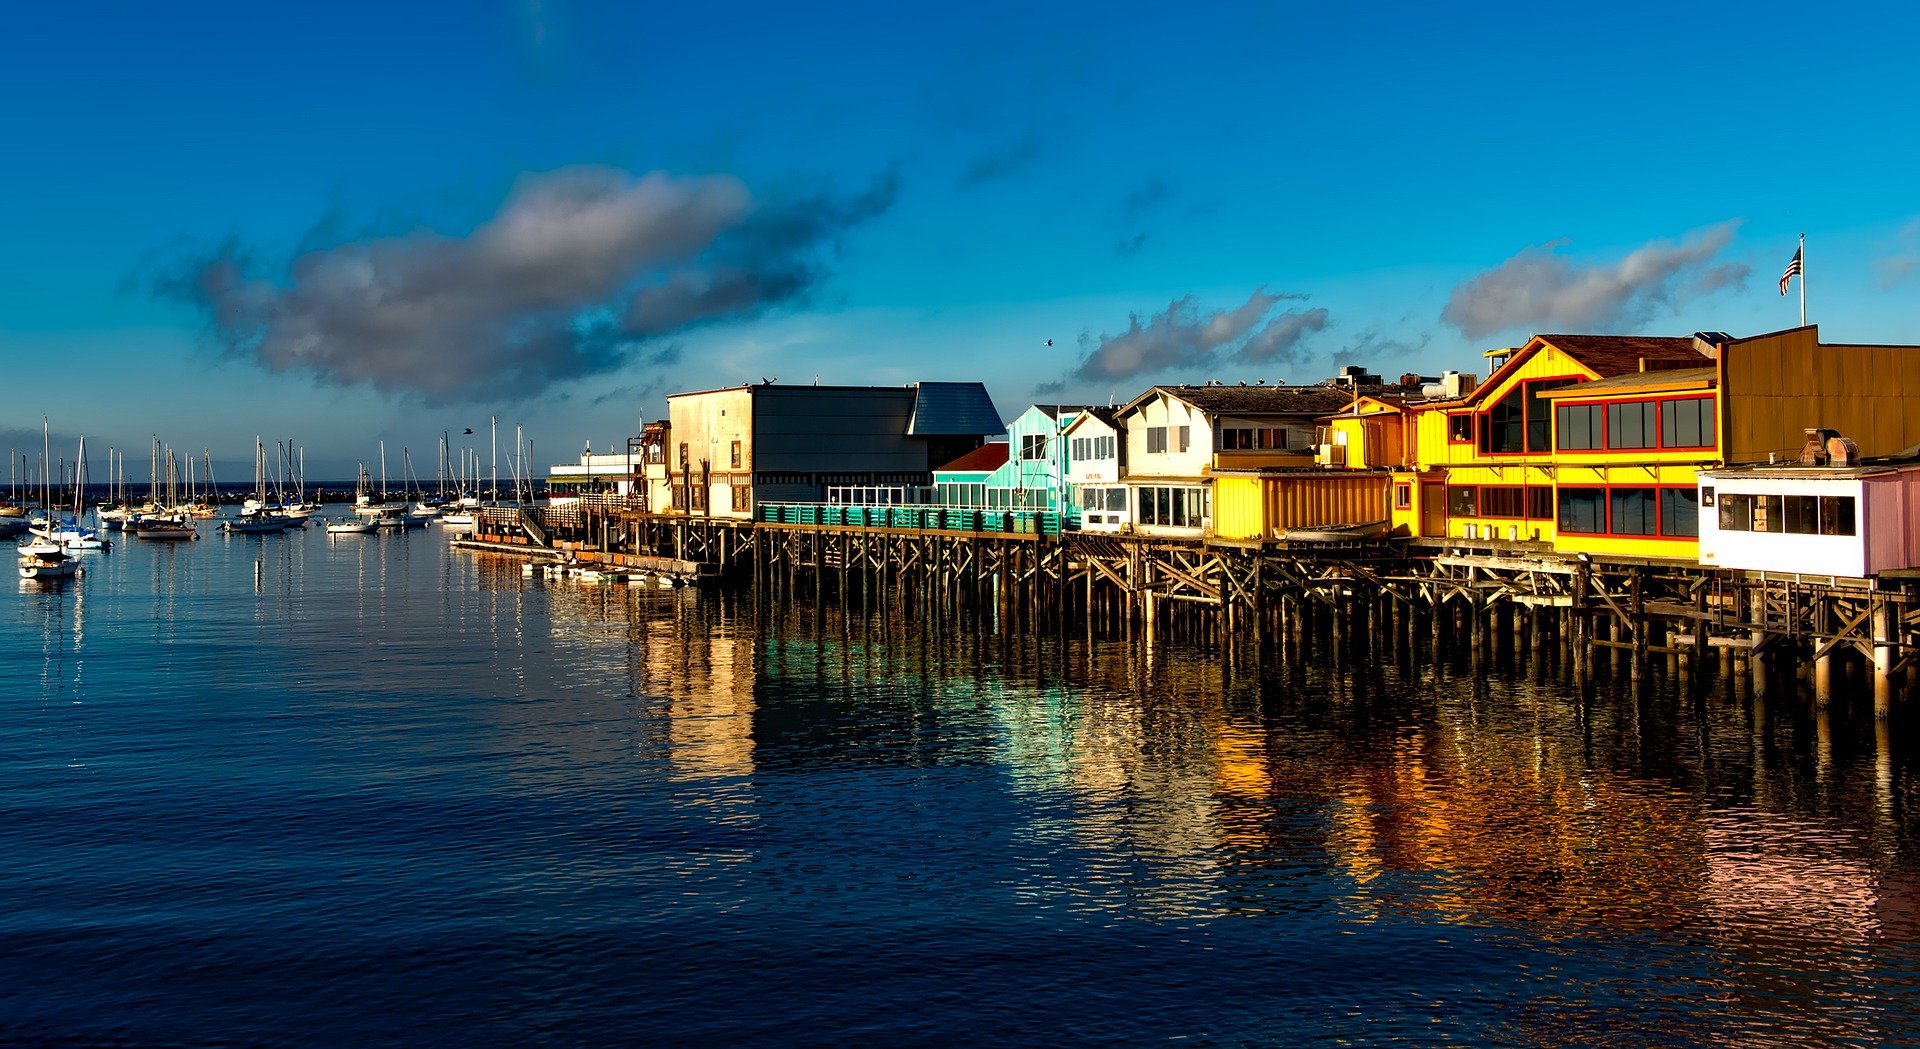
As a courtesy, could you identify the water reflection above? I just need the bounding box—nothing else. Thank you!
[7,530,1920,1045]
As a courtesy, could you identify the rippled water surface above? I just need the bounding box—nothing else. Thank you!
[5,521,1919,1046]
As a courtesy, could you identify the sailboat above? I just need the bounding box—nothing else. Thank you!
[31,429,108,551]
[18,541,76,580]
[224,438,294,534]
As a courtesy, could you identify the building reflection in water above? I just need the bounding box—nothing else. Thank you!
[525,573,1920,1030]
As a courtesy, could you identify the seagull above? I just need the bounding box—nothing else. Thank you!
[463,428,474,435]
[1046,339,1053,347]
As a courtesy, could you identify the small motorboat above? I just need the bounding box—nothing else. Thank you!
[324,517,377,535]
[224,511,293,534]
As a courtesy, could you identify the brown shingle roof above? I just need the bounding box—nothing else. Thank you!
[1535,334,1710,377]
[1143,384,1358,416]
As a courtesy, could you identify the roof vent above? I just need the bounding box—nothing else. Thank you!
[1827,435,1861,467]
[1801,427,1841,466]
[1691,331,1733,359]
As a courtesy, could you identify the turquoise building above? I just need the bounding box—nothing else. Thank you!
[933,405,1085,520]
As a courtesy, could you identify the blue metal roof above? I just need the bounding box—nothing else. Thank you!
[908,382,1002,436]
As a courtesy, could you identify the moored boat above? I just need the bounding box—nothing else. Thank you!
[324,517,377,535]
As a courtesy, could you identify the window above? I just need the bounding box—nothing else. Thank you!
[1526,379,1576,451]
[1447,485,1478,517]
[730,485,750,511]
[1607,402,1656,450]
[1101,435,1115,459]
[1661,398,1712,449]
[730,440,742,469]
[671,485,689,511]
[1483,385,1524,453]
[1783,495,1819,534]
[1448,414,1473,443]
[690,485,707,511]
[1820,495,1857,536]
[1394,484,1412,510]
[1135,486,1204,527]
[1556,404,1603,451]
[1021,434,1047,460]
[1609,488,1657,535]
[1660,488,1699,537]
[1526,486,1554,520]
[1558,487,1606,534]
[1146,427,1168,454]
[678,442,690,470]
[1752,494,1782,533]
[1719,493,1753,531]
[1072,438,1086,462]
[1177,426,1191,453]
[1481,485,1525,518]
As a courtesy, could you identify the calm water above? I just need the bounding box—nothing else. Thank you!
[4,520,1919,1046]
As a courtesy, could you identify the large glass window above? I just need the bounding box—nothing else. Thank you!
[1558,488,1606,533]
[1447,485,1478,516]
[1484,385,1525,453]
[1610,488,1657,535]
[1448,414,1473,443]
[1146,427,1167,454]
[1526,486,1554,520]
[1661,398,1713,449]
[1021,434,1047,460]
[1660,488,1699,537]
[1607,402,1656,449]
[1556,404,1603,451]
[1526,379,1576,451]
[1481,485,1525,518]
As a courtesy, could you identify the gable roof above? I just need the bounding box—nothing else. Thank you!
[1062,405,1122,434]
[908,382,1003,436]
[933,442,1010,474]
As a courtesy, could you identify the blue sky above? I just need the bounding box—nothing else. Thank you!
[4,1,1919,480]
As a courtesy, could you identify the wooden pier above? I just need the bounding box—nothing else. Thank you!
[464,498,1920,716]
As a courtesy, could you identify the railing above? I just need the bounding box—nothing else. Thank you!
[756,502,1067,536]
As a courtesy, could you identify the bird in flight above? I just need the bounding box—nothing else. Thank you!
[463,428,474,435]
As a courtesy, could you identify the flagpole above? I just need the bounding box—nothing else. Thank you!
[1799,232,1806,327]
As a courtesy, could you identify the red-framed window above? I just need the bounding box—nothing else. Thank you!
[1394,483,1412,510]
[1477,376,1580,456]
[1445,484,1556,520]
[1556,485,1699,539]
[1447,414,1473,444]
[1554,394,1717,453]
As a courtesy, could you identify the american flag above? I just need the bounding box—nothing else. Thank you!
[1779,247,1802,295]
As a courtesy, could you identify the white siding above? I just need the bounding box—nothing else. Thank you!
[1697,474,1867,577]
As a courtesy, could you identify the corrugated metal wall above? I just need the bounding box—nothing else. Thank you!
[1725,329,1920,462]
[1214,474,1388,540]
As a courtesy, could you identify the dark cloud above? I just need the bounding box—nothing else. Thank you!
[1064,288,1323,383]
[1440,221,1747,339]
[1337,328,1432,362]
[958,131,1043,188]
[149,167,896,405]
[1113,232,1149,258]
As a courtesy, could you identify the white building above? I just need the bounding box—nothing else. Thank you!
[1698,451,1920,579]
[1063,407,1127,530]
[1113,384,1355,537]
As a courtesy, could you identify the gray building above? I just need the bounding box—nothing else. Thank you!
[665,381,1002,517]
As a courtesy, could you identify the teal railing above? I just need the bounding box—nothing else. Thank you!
[756,503,1067,536]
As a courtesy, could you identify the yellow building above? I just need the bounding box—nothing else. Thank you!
[1345,325,1920,562]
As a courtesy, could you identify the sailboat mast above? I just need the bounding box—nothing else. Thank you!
[490,415,498,505]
